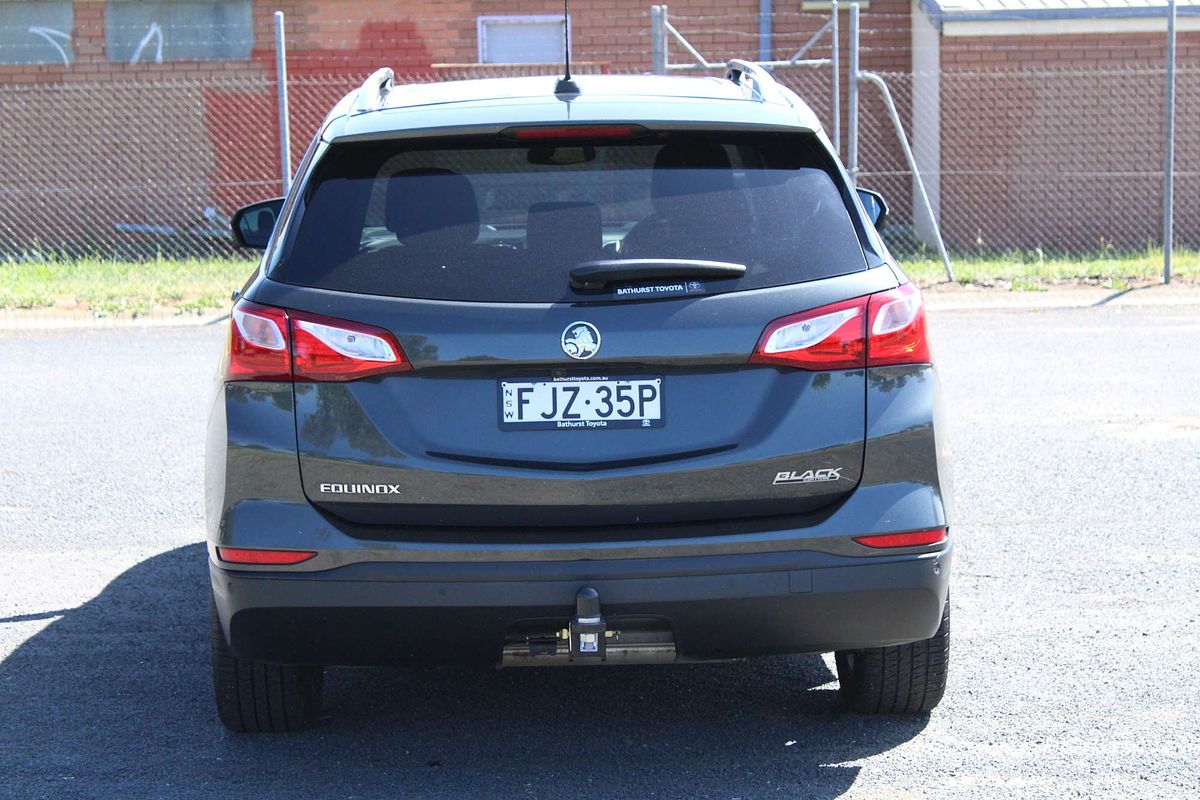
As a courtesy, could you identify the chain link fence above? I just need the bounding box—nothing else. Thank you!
[855,65,1200,261]
[0,8,1195,321]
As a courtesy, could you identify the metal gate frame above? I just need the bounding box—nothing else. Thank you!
[650,3,841,159]
[646,3,954,281]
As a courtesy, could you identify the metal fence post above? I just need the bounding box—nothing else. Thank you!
[650,6,657,74]
[652,5,672,74]
[274,11,292,194]
[847,3,859,183]
[650,6,664,75]
[831,0,840,156]
[1163,0,1176,285]
[859,72,955,283]
[661,5,671,73]
[758,0,773,63]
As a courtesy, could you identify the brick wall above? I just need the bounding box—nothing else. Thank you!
[0,0,455,86]
[0,0,442,254]
[11,1,1191,258]
[1,0,906,256]
[937,29,1200,252]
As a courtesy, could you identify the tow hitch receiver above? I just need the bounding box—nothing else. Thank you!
[569,587,607,661]
[501,616,675,667]
[499,590,677,666]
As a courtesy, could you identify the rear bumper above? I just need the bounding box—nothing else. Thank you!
[211,544,951,666]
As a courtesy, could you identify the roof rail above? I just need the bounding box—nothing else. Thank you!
[354,67,395,114]
[725,59,790,107]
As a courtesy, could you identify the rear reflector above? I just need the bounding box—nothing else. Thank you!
[853,528,947,549]
[502,124,648,140]
[749,282,931,371]
[217,547,317,565]
[224,299,411,383]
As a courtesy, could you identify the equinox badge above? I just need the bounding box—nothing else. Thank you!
[319,483,402,495]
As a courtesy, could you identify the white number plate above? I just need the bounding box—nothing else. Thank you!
[498,376,664,430]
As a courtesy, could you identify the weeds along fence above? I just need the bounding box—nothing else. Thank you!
[0,6,1195,288]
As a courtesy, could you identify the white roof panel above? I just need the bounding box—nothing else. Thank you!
[926,0,1198,20]
[330,74,823,141]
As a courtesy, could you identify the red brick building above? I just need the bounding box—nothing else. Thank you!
[0,2,905,100]
[912,1,1200,250]
[0,1,1194,256]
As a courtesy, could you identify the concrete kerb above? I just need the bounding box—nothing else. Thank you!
[919,282,1200,312]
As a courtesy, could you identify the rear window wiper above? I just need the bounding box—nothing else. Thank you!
[569,259,747,290]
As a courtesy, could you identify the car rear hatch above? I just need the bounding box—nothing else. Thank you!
[257,127,894,529]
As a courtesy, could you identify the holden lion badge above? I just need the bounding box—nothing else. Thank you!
[561,321,601,360]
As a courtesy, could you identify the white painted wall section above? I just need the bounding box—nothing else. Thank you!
[911,0,942,247]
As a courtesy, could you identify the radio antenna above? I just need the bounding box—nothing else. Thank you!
[554,0,580,94]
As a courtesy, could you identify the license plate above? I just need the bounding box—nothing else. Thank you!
[498,376,664,430]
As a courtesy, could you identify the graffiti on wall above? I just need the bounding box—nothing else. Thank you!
[25,26,71,65]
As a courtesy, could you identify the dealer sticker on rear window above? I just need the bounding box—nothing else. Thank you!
[612,281,706,301]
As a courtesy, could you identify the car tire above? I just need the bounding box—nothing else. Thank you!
[211,601,324,732]
[835,598,949,714]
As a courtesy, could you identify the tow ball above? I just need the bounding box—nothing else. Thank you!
[567,587,607,661]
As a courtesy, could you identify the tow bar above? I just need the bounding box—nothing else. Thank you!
[568,587,607,661]
[499,586,677,667]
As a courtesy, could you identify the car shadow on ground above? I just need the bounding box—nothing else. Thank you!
[0,544,928,799]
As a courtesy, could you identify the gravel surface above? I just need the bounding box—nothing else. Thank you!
[1,306,1197,799]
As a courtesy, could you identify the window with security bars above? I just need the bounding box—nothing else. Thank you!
[477,15,569,64]
[105,0,252,63]
[0,1,74,65]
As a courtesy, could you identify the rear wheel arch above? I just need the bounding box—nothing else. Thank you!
[835,595,949,714]
[211,600,324,733]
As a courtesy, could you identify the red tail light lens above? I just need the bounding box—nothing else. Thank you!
[853,528,947,549]
[750,282,931,371]
[749,296,868,370]
[291,311,412,381]
[227,300,291,381]
[217,547,317,565]
[866,282,930,367]
[224,299,411,382]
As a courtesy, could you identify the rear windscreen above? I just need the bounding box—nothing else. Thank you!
[271,130,868,302]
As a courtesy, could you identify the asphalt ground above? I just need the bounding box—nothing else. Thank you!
[1,305,1197,799]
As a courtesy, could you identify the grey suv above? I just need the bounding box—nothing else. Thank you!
[208,63,952,732]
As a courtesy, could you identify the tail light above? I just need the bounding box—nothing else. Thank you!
[866,283,931,367]
[292,313,411,381]
[750,282,930,370]
[225,298,411,382]
[749,296,868,370]
[228,301,291,381]
[853,527,947,549]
